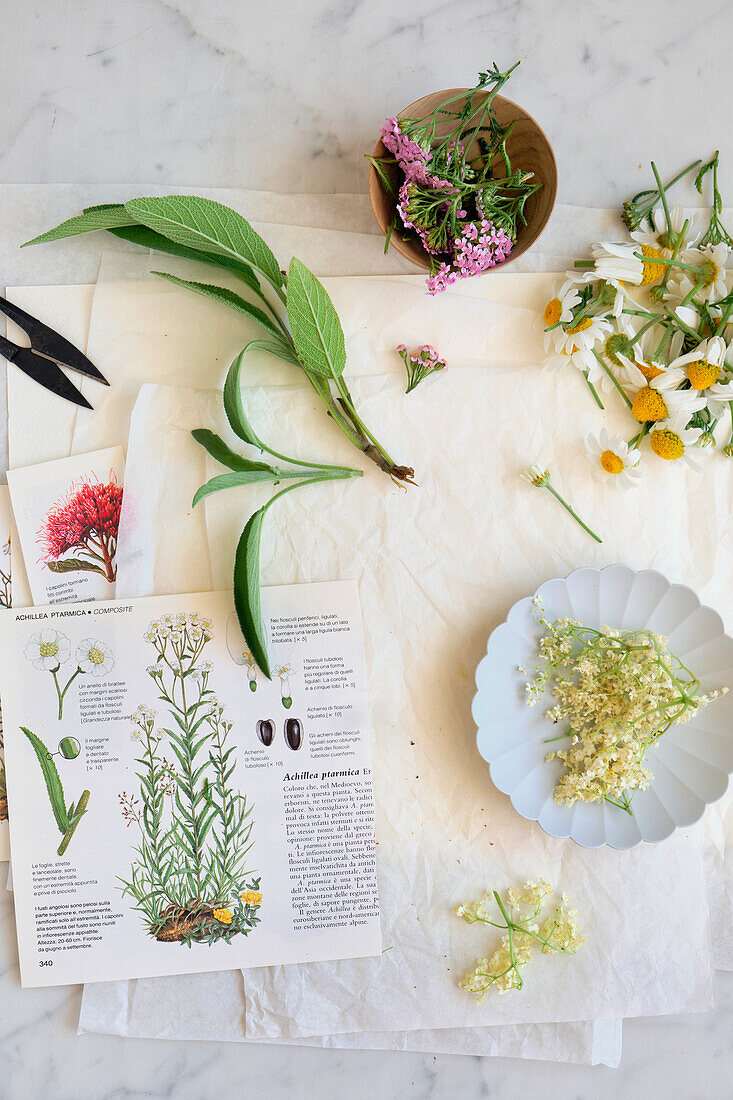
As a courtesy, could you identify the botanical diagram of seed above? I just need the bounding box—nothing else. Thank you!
[226,611,258,692]
[256,719,275,747]
[24,631,114,719]
[37,474,122,582]
[119,613,262,946]
[284,718,303,751]
[21,727,90,855]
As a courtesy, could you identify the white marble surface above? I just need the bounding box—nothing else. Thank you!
[2,0,733,1095]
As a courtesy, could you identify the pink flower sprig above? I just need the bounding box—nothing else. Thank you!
[397,344,447,393]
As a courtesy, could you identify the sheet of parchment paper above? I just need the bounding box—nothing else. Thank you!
[114,370,716,1035]
[78,974,622,1067]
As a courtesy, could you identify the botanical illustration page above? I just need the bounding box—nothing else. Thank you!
[7,446,124,606]
[0,485,12,859]
[0,581,380,987]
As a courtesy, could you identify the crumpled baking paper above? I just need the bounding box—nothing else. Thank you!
[77,972,621,1067]
[112,358,717,1036]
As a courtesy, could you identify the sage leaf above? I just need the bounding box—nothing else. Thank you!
[234,505,271,677]
[286,257,347,379]
[152,273,283,339]
[222,342,300,449]
[23,205,137,246]
[191,428,275,473]
[125,195,284,290]
[192,468,322,508]
[106,223,262,295]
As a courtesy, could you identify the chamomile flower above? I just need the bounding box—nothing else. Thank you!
[632,203,692,251]
[542,278,582,329]
[76,638,114,676]
[585,429,643,487]
[648,413,704,467]
[704,379,733,412]
[591,240,669,287]
[667,336,730,394]
[544,315,613,373]
[667,242,730,303]
[629,368,706,423]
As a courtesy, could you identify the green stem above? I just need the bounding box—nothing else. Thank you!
[57,790,90,855]
[592,351,633,409]
[53,667,82,720]
[582,370,604,409]
[544,484,602,544]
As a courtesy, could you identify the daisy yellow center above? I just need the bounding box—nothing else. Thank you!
[639,245,668,286]
[650,430,684,460]
[87,647,105,665]
[566,317,593,335]
[544,298,562,326]
[685,359,719,390]
[600,450,624,474]
[632,386,668,422]
[637,360,665,380]
[39,641,59,658]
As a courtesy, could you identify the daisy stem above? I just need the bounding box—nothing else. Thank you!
[582,370,604,409]
[628,316,659,347]
[650,161,673,236]
[715,301,733,336]
[592,350,633,409]
[658,218,689,296]
[543,483,602,544]
[633,252,703,277]
[628,424,650,449]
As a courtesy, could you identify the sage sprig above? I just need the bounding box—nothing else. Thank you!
[192,345,362,678]
[24,195,415,483]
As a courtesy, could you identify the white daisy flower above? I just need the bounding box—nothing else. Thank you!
[567,269,628,317]
[629,368,706,423]
[591,240,669,288]
[76,638,114,676]
[542,278,582,329]
[25,629,71,671]
[544,315,613,373]
[632,204,694,252]
[648,413,704,468]
[586,429,643,488]
[668,336,730,391]
[705,379,733,412]
[667,242,730,304]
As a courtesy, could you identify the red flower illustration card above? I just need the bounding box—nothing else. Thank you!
[7,447,124,606]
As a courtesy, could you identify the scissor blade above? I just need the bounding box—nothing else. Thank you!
[0,294,108,384]
[0,337,93,410]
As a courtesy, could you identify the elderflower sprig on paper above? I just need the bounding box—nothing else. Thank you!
[542,152,733,482]
[455,880,583,1001]
[396,343,447,393]
[370,61,539,293]
[520,465,602,543]
[523,598,729,814]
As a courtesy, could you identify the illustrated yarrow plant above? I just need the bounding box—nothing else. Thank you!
[38,476,122,582]
[456,880,583,1000]
[371,61,539,293]
[119,613,262,946]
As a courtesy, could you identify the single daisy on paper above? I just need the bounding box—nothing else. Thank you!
[586,429,643,487]
[667,242,730,304]
[648,414,704,468]
[542,278,582,329]
[544,315,613,373]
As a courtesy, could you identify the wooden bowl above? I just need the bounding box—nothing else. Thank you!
[369,89,557,272]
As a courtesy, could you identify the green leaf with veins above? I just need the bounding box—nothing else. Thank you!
[23,205,137,245]
[152,273,284,339]
[125,196,284,289]
[190,429,275,473]
[286,258,347,379]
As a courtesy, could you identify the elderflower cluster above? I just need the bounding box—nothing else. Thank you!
[524,602,728,810]
[456,881,583,1001]
[542,152,733,481]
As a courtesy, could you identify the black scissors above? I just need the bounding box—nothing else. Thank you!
[0,294,108,410]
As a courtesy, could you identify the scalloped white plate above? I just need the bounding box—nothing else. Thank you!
[473,565,733,849]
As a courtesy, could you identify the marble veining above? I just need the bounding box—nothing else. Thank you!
[2,0,733,1095]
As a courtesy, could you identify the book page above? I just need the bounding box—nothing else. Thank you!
[0,581,380,987]
[7,447,124,606]
[0,486,12,859]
